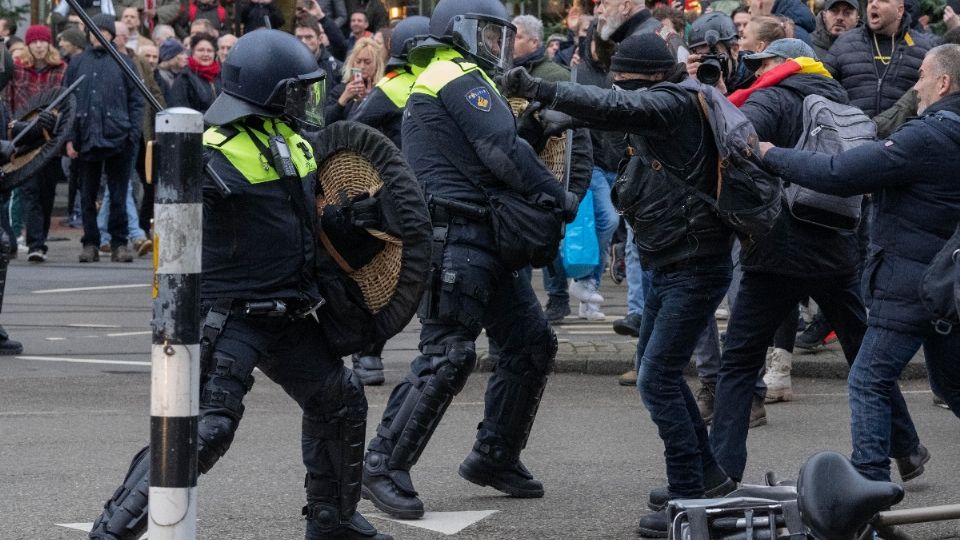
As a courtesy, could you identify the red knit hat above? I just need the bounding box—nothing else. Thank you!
[25,25,53,45]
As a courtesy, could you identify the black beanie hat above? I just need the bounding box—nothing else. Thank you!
[90,13,117,40]
[610,33,676,74]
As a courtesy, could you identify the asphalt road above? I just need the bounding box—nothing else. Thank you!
[1,248,959,539]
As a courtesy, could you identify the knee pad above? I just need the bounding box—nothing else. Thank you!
[304,366,368,422]
[197,413,239,474]
[497,327,557,380]
[434,340,477,394]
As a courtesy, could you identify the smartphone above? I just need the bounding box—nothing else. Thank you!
[351,67,363,83]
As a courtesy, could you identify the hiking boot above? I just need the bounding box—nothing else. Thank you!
[617,368,637,387]
[79,245,100,263]
[543,296,571,323]
[895,444,930,482]
[111,245,134,263]
[361,452,424,519]
[763,348,793,403]
[458,444,544,498]
[612,312,642,337]
[577,301,605,321]
[637,508,670,538]
[609,242,626,284]
[749,395,767,428]
[133,238,153,257]
[352,354,385,386]
[27,249,47,263]
[647,471,736,511]
[795,314,834,350]
[696,380,716,424]
[569,279,604,304]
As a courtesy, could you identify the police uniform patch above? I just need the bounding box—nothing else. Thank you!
[465,87,492,112]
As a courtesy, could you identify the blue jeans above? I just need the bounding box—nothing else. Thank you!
[542,255,567,301]
[635,256,732,497]
[849,325,960,481]
[98,178,147,245]
[574,167,619,287]
[625,225,648,315]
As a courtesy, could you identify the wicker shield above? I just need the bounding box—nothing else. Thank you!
[309,121,431,357]
[508,97,566,183]
[1,87,77,192]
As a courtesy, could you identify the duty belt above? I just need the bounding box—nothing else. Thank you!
[427,195,489,226]
[210,297,325,320]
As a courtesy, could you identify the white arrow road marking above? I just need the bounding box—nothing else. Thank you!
[34,284,151,294]
[58,522,146,538]
[367,510,498,535]
[15,356,150,367]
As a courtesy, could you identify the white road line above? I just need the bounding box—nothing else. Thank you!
[67,324,121,328]
[367,510,498,535]
[567,330,617,335]
[45,337,66,341]
[106,331,152,337]
[34,284,150,294]
[15,356,150,367]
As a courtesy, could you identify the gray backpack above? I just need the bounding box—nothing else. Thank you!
[785,95,875,231]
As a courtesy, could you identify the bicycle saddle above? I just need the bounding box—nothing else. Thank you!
[797,451,904,540]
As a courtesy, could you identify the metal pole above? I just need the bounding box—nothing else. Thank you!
[875,504,960,526]
[150,107,204,540]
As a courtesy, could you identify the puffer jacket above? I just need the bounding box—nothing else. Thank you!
[763,92,960,333]
[739,72,860,277]
[548,78,732,269]
[169,67,221,113]
[773,0,817,45]
[824,15,933,117]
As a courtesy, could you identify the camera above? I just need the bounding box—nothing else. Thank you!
[696,30,729,87]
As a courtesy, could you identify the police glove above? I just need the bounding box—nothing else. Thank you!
[350,191,403,238]
[516,101,548,153]
[36,111,56,132]
[0,140,14,167]
[539,109,577,138]
[501,67,557,103]
[562,191,579,224]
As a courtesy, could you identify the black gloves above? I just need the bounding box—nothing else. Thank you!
[538,109,576,138]
[516,101,547,153]
[562,191,580,223]
[349,191,403,238]
[36,111,56,132]
[501,67,557,103]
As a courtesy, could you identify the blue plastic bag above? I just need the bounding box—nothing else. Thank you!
[561,190,600,280]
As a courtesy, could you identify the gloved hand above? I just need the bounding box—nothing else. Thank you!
[36,111,56,132]
[539,108,576,138]
[562,191,579,223]
[350,191,403,238]
[0,140,14,167]
[501,67,556,103]
[516,101,547,153]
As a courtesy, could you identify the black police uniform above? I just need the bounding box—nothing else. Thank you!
[362,46,568,517]
[88,116,383,540]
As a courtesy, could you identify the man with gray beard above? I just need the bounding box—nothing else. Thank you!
[597,0,687,60]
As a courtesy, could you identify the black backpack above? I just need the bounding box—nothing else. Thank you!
[678,78,783,240]
[919,223,960,335]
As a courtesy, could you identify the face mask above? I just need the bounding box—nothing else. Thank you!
[613,78,658,91]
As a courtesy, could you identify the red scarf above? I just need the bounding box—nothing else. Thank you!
[188,56,220,82]
[728,57,832,108]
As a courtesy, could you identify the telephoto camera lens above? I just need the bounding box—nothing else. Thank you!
[697,58,723,86]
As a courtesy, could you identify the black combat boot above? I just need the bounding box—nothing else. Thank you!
[360,451,424,519]
[637,508,670,538]
[458,441,544,498]
[304,503,393,540]
[0,324,22,355]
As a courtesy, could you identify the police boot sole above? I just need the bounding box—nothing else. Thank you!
[458,463,544,498]
[360,485,424,520]
[637,524,668,538]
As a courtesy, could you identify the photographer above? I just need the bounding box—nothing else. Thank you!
[504,32,736,537]
[687,12,754,94]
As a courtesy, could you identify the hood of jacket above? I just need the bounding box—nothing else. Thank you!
[779,72,849,103]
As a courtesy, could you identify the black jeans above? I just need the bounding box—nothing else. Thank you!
[78,149,132,249]
[710,270,919,482]
[21,160,63,253]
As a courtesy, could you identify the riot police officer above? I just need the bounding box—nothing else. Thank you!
[347,15,430,386]
[88,30,391,540]
[360,0,577,520]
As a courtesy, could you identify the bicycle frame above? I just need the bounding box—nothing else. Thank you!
[858,503,960,540]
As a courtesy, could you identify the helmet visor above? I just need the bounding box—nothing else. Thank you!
[452,15,515,73]
[284,77,327,130]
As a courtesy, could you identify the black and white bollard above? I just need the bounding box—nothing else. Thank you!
[150,108,204,540]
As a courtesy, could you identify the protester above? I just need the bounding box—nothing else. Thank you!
[155,38,187,101]
[170,33,221,112]
[811,0,860,59]
[346,10,372,54]
[296,15,343,77]
[216,33,237,63]
[324,36,382,123]
[748,0,817,44]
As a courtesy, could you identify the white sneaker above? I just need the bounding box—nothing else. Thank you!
[27,249,46,262]
[714,307,730,320]
[578,301,606,321]
[569,279,604,304]
[763,347,793,403]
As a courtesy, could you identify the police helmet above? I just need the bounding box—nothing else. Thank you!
[687,12,738,49]
[417,0,516,73]
[387,16,430,68]
[205,30,326,128]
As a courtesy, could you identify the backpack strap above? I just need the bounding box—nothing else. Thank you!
[694,91,724,199]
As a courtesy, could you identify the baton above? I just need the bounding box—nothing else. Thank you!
[63,0,164,113]
[559,63,579,237]
[9,74,86,147]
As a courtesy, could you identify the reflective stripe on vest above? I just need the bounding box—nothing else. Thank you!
[202,120,317,184]
[377,69,418,108]
[411,48,499,98]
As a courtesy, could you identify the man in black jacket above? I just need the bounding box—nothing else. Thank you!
[811,0,860,59]
[504,32,736,538]
[65,13,144,263]
[760,43,960,483]
[711,38,927,489]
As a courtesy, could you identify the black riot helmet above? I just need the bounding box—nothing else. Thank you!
[687,12,738,49]
[417,0,516,73]
[205,30,326,129]
[387,15,430,68]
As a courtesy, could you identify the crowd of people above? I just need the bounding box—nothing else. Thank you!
[1,0,957,537]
